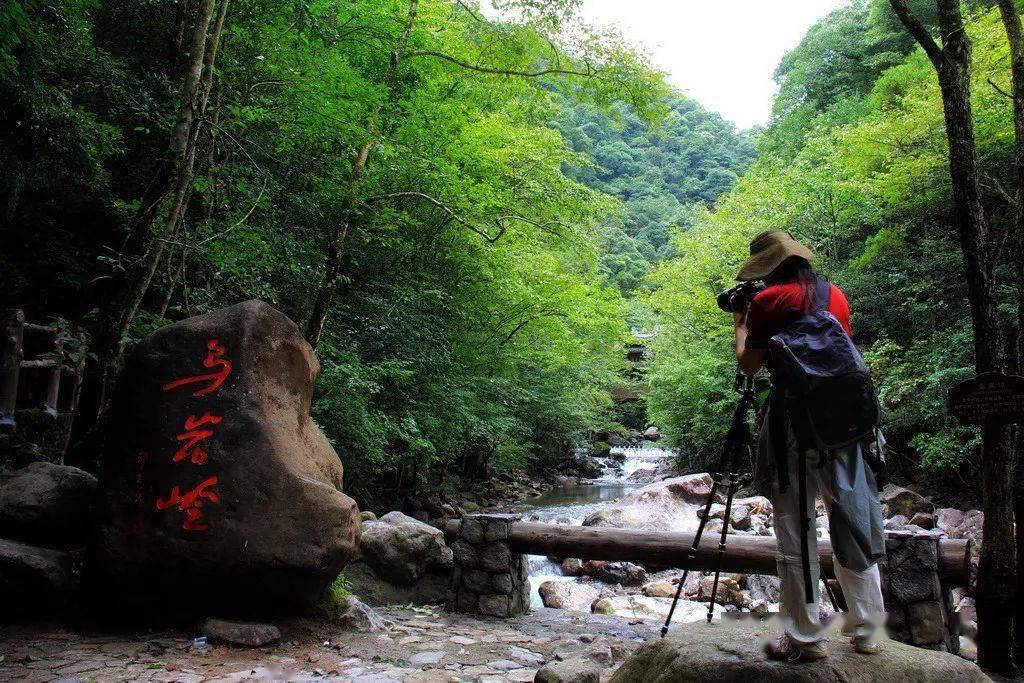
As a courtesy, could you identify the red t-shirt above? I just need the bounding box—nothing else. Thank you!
[746,280,852,349]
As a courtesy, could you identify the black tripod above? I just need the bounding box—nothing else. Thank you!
[661,371,758,637]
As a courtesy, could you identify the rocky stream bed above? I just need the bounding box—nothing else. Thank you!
[0,441,992,682]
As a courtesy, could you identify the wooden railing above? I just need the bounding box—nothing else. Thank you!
[1,309,85,432]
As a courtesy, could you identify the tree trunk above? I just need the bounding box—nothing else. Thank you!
[440,522,972,583]
[304,0,419,348]
[74,0,223,439]
[994,0,1024,664]
[890,0,1017,672]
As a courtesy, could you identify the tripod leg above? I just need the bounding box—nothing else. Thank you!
[661,475,723,638]
[706,472,740,623]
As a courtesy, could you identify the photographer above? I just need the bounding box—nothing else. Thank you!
[732,231,886,662]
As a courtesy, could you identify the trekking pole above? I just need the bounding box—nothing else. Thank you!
[824,578,841,613]
[797,449,815,603]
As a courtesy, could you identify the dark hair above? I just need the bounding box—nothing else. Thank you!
[765,256,817,310]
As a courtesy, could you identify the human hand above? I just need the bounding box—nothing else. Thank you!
[733,303,749,329]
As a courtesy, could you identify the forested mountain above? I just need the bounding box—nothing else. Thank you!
[553,96,755,294]
[646,0,1011,485]
[0,0,667,506]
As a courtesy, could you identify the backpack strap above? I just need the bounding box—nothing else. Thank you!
[810,275,832,314]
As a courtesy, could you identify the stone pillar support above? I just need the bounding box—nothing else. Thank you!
[882,529,959,653]
[447,513,530,617]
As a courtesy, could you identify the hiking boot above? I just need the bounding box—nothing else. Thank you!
[851,635,880,654]
[764,635,829,662]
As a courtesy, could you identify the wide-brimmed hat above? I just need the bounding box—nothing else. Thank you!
[736,230,815,281]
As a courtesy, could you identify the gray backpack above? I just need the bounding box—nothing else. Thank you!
[768,275,881,452]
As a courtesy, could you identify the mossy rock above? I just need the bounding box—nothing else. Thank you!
[610,620,989,682]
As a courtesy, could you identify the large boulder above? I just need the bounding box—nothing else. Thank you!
[581,560,647,586]
[342,560,448,606]
[536,657,601,683]
[582,474,713,532]
[344,511,453,606]
[592,595,721,623]
[643,573,699,599]
[201,618,280,647]
[610,620,989,682]
[539,579,601,612]
[0,538,79,612]
[696,575,743,607]
[0,462,97,547]
[358,511,452,584]
[91,300,360,614]
[881,485,933,518]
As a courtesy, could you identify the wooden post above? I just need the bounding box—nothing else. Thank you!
[24,321,61,417]
[1,310,25,432]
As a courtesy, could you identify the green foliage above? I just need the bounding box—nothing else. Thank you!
[0,0,672,506]
[553,95,755,294]
[646,4,1015,477]
[315,573,354,621]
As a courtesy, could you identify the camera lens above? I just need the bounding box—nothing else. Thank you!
[716,289,734,313]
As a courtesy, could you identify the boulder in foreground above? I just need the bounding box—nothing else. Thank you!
[0,462,97,547]
[92,300,360,614]
[610,620,989,682]
[0,538,78,611]
[201,617,280,647]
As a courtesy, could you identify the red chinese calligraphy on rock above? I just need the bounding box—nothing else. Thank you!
[156,476,219,531]
[173,412,223,464]
[161,339,232,397]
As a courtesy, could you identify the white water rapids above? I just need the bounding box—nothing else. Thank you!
[511,446,676,607]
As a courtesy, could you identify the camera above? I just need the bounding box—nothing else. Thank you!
[716,281,765,313]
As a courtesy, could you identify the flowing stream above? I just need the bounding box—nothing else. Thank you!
[511,446,676,607]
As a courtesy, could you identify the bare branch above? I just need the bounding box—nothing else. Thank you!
[364,191,505,242]
[404,50,599,78]
[988,77,1014,99]
[889,0,943,67]
[497,311,568,347]
[196,176,270,245]
[454,0,485,23]
[496,214,572,238]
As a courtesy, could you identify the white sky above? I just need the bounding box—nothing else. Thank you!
[579,0,849,129]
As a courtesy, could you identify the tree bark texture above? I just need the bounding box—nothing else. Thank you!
[994,0,1024,664]
[889,0,1016,673]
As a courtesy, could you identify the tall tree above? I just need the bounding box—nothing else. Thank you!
[993,0,1024,664]
[889,0,1017,672]
[302,0,660,348]
[78,0,230,426]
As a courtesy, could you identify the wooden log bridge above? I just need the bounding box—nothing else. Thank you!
[443,520,971,584]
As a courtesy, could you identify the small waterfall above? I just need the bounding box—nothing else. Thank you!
[518,444,675,606]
